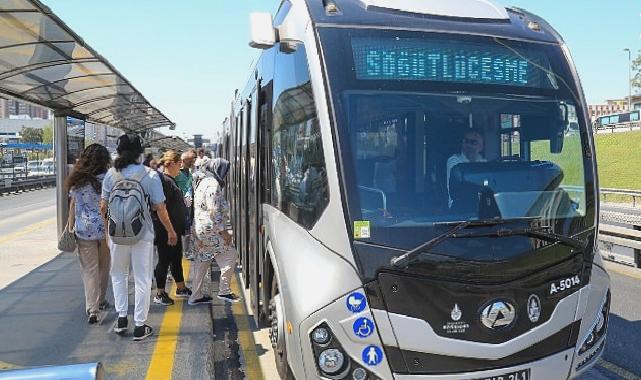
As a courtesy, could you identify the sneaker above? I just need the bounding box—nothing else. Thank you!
[188,295,213,305]
[153,293,174,306]
[98,300,110,311]
[175,287,192,299]
[88,312,99,324]
[133,324,153,341]
[218,293,242,303]
[114,316,128,335]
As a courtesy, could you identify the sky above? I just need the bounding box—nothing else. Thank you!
[44,1,641,140]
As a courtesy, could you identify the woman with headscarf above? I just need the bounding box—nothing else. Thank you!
[189,158,240,304]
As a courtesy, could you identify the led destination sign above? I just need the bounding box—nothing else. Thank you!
[352,37,552,88]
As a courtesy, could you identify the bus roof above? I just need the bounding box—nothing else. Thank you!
[303,0,563,45]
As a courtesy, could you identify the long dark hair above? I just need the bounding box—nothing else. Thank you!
[66,144,111,192]
[114,150,141,170]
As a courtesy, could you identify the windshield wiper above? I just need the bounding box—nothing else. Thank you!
[452,225,587,250]
[390,221,473,268]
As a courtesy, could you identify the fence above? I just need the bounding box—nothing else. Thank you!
[0,175,55,195]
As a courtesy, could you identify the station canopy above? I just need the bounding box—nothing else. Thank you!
[0,0,175,132]
[145,131,192,152]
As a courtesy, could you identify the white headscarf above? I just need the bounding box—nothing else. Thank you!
[192,156,211,189]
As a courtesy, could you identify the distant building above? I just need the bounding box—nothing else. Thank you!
[589,96,641,123]
[0,99,51,120]
[588,99,627,121]
[188,135,211,148]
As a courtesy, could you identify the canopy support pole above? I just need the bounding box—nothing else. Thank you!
[54,114,68,237]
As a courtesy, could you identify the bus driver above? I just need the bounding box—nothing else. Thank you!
[446,129,486,208]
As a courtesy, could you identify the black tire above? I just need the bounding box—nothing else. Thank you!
[270,279,295,380]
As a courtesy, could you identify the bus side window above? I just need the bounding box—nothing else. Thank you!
[271,43,329,229]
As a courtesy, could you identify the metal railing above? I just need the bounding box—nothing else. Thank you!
[601,188,641,207]
[599,223,641,268]
[594,122,641,134]
[0,175,56,195]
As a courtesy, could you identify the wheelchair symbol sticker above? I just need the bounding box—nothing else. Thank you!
[346,292,367,313]
[362,345,383,366]
[353,317,375,338]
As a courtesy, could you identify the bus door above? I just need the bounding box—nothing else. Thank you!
[258,80,273,320]
[247,83,261,317]
[240,102,251,286]
[232,114,242,248]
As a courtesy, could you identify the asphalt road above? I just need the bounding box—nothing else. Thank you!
[0,187,55,236]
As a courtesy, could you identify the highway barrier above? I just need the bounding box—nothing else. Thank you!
[601,188,641,207]
[0,175,55,195]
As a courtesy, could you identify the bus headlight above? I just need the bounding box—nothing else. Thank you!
[310,323,379,379]
[319,348,346,375]
[578,290,610,356]
[351,367,368,380]
[312,326,331,344]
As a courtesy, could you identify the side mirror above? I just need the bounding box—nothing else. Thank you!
[550,104,568,153]
[550,127,564,153]
[249,13,276,49]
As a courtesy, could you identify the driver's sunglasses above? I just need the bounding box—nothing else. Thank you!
[463,138,480,146]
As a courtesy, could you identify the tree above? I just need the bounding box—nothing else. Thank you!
[20,127,43,143]
[632,49,641,94]
[42,124,53,145]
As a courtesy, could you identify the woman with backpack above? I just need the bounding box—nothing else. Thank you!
[66,144,111,324]
[189,158,240,305]
[153,151,192,306]
[100,134,176,341]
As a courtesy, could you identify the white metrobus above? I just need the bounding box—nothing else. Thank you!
[220,1,610,379]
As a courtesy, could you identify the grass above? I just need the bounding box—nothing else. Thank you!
[530,131,641,191]
[529,130,641,205]
[592,131,641,191]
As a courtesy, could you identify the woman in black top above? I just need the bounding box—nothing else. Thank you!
[153,150,191,305]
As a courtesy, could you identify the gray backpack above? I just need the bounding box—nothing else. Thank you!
[107,167,152,245]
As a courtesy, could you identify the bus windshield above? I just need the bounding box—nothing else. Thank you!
[320,28,594,251]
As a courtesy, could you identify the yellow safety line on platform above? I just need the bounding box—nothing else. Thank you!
[0,218,55,245]
[145,259,191,380]
[598,358,641,380]
[231,272,265,380]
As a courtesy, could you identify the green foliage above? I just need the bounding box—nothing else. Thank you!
[633,49,641,93]
[41,124,53,145]
[20,127,43,143]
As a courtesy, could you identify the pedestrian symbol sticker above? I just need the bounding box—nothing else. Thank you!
[353,317,375,338]
[362,345,383,366]
[346,292,367,313]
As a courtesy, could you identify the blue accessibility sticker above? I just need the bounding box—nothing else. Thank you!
[353,317,375,338]
[362,345,383,366]
[346,292,367,313]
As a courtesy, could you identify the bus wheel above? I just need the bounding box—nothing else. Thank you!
[269,279,294,379]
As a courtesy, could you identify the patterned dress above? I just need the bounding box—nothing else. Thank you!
[191,176,230,262]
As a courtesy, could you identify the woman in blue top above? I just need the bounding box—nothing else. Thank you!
[66,144,111,324]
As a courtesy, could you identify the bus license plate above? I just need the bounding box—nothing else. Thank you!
[470,369,530,380]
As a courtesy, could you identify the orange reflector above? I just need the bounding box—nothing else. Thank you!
[287,321,293,335]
